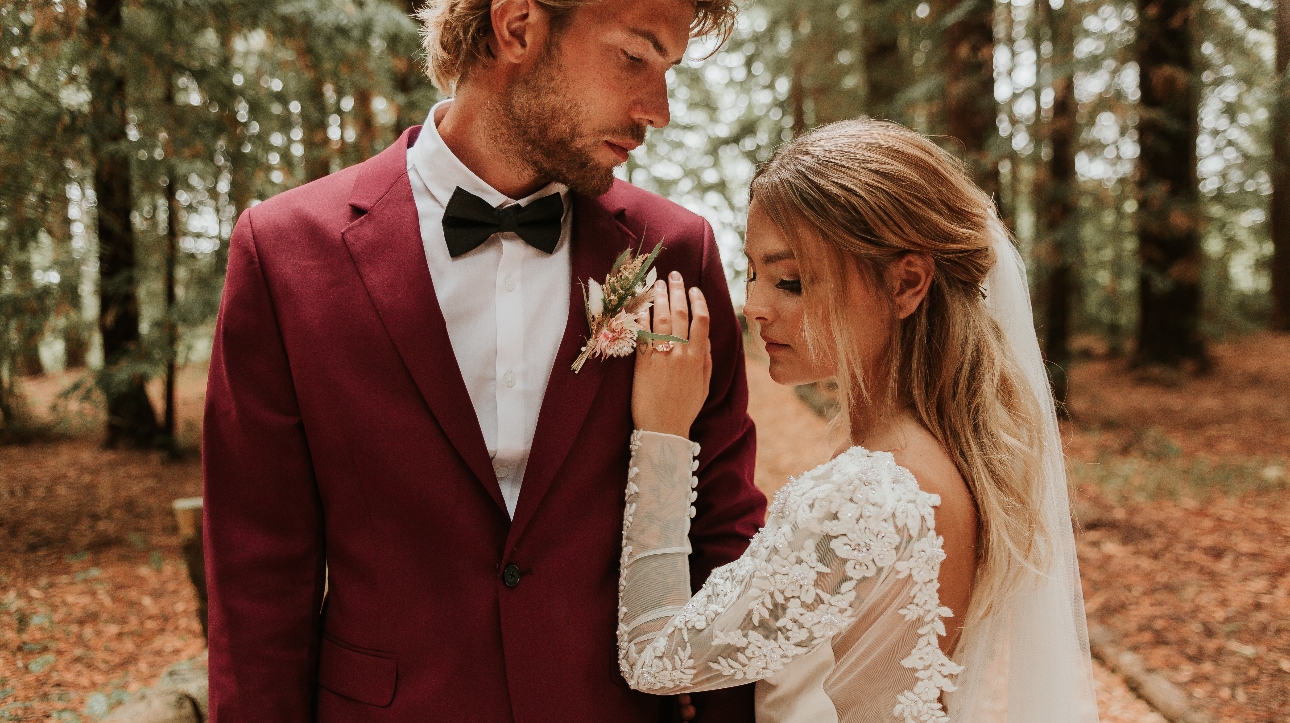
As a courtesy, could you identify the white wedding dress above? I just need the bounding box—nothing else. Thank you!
[616,224,1101,722]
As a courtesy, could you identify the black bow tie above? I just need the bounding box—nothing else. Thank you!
[441,187,564,258]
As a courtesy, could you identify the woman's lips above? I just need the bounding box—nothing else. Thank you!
[763,339,790,353]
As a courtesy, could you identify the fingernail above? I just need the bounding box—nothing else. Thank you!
[670,271,681,281]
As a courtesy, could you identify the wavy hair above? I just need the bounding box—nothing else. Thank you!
[416,0,739,94]
[749,119,1050,622]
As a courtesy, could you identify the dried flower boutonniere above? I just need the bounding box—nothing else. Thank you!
[571,241,687,373]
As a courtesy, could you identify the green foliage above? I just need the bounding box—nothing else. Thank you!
[0,0,1282,439]
[0,0,436,437]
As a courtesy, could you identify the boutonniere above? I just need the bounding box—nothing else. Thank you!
[571,241,687,373]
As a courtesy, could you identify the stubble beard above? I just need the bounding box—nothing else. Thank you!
[499,44,646,197]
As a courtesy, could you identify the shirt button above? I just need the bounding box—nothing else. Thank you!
[503,371,516,388]
[502,564,522,588]
[494,462,511,479]
[504,275,517,292]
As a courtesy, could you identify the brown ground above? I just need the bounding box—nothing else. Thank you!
[2,333,1288,721]
[1064,333,1290,723]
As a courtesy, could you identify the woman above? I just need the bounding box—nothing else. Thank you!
[620,120,1099,722]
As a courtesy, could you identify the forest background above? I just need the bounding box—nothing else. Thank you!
[1,0,1288,720]
[2,0,1288,439]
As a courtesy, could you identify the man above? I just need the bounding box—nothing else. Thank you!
[202,0,765,720]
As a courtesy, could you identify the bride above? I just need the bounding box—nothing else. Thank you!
[620,119,1100,722]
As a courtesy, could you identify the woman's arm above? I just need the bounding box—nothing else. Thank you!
[617,438,962,700]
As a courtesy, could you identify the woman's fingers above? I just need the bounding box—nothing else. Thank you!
[635,307,652,354]
[652,280,672,337]
[668,271,689,341]
[687,287,709,347]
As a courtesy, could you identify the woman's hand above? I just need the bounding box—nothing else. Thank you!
[632,271,713,438]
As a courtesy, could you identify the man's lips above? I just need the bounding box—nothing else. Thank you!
[604,140,639,162]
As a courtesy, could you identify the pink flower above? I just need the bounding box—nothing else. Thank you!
[590,311,642,360]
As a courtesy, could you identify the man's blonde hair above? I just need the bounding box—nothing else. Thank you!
[416,0,739,94]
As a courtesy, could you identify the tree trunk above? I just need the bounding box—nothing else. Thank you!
[164,180,179,445]
[946,0,1000,202]
[394,0,427,134]
[1135,0,1204,365]
[1272,0,1290,329]
[347,88,381,166]
[89,0,159,447]
[863,0,903,117]
[1037,0,1079,412]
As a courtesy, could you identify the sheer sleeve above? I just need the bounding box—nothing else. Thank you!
[617,432,963,721]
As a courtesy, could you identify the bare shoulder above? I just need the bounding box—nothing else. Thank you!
[882,420,976,541]
[876,417,978,650]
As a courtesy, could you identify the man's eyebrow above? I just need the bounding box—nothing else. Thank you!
[629,28,684,65]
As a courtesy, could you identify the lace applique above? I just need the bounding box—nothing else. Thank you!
[618,440,963,723]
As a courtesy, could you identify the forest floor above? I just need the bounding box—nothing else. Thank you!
[1,332,1287,721]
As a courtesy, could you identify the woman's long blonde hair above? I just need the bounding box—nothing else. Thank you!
[750,119,1050,620]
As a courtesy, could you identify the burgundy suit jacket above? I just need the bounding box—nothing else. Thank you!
[202,127,767,723]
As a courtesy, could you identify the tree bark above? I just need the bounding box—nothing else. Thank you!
[945,0,1000,201]
[1037,0,1078,412]
[1134,0,1204,365]
[164,180,179,444]
[1272,0,1290,329]
[89,0,159,446]
[863,0,903,117]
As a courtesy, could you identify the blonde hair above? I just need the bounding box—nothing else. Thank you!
[750,119,1050,620]
[417,0,739,94]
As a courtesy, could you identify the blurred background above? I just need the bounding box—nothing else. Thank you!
[0,0,1287,720]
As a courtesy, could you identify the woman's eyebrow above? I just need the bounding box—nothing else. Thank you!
[763,251,796,264]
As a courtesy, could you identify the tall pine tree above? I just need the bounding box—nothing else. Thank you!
[1036,0,1079,410]
[1135,0,1205,365]
[1273,0,1290,330]
[88,0,160,446]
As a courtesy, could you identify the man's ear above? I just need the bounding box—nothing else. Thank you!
[490,0,550,66]
[889,252,934,320]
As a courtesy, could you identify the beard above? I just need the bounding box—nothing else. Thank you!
[498,44,646,197]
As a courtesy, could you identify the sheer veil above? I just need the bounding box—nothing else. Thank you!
[945,217,1101,721]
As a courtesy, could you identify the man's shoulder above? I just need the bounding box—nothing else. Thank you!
[244,129,414,240]
[243,161,369,235]
[594,180,711,245]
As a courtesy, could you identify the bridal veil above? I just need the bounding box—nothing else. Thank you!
[939,218,1101,721]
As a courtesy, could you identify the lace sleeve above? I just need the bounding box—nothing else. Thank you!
[618,433,962,718]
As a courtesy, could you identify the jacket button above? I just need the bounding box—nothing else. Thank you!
[502,564,522,588]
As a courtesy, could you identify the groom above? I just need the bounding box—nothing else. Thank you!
[201,0,765,721]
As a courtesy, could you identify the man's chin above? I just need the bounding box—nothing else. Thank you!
[552,163,616,198]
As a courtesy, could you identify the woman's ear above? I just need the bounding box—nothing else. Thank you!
[889,253,934,320]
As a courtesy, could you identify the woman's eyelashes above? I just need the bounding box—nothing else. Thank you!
[775,278,802,295]
[747,268,802,295]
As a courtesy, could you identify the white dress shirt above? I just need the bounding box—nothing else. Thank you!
[407,100,572,518]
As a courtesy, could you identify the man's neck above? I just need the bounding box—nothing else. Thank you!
[436,88,550,200]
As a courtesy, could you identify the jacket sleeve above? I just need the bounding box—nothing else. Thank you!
[681,219,767,722]
[203,210,327,723]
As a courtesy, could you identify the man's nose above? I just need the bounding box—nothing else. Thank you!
[632,75,672,129]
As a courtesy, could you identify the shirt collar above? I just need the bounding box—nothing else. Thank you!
[409,99,568,210]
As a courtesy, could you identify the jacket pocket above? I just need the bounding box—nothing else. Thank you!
[317,634,398,707]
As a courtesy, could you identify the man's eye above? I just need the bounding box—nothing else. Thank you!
[623,50,644,63]
[775,279,802,295]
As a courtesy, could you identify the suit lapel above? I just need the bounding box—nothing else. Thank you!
[506,193,636,543]
[340,128,506,514]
